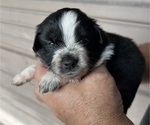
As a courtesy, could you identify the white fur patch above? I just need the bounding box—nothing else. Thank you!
[11,65,36,86]
[51,44,88,79]
[95,43,114,67]
[39,71,61,93]
[60,11,78,47]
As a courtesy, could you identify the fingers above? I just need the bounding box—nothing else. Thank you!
[34,60,48,101]
[34,60,48,83]
[87,65,109,79]
[35,60,48,82]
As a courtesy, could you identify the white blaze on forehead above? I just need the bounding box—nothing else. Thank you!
[60,11,78,47]
[52,11,89,78]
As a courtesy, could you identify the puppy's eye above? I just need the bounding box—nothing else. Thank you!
[47,42,54,47]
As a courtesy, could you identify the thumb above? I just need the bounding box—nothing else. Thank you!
[33,60,48,101]
[83,65,113,83]
[80,65,116,92]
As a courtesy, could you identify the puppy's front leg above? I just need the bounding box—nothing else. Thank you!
[39,71,62,93]
[12,65,36,86]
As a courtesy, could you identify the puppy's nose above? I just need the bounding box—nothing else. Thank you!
[61,55,78,73]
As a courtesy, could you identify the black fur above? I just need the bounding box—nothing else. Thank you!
[106,33,145,113]
[33,8,145,113]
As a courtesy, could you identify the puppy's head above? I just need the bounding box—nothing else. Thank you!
[33,8,112,79]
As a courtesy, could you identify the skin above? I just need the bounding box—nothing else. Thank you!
[139,43,149,83]
[34,60,133,125]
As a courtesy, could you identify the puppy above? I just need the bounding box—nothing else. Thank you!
[12,8,145,113]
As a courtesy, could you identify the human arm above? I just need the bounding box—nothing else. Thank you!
[139,43,149,83]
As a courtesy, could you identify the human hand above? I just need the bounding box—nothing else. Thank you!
[139,43,149,83]
[34,60,133,125]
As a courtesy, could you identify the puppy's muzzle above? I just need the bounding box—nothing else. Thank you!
[61,55,78,73]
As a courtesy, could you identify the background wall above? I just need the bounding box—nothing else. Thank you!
[0,0,149,125]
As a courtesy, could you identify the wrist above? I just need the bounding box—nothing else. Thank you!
[115,114,134,125]
[65,113,134,125]
[100,113,134,125]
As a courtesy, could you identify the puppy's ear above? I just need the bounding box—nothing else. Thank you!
[32,25,42,52]
[95,25,108,45]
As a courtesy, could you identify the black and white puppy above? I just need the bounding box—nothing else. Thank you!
[12,8,145,113]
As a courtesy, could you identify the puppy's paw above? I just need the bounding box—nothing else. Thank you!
[11,74,26,86]
[11,65,36,86]
[39,72,60,93]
